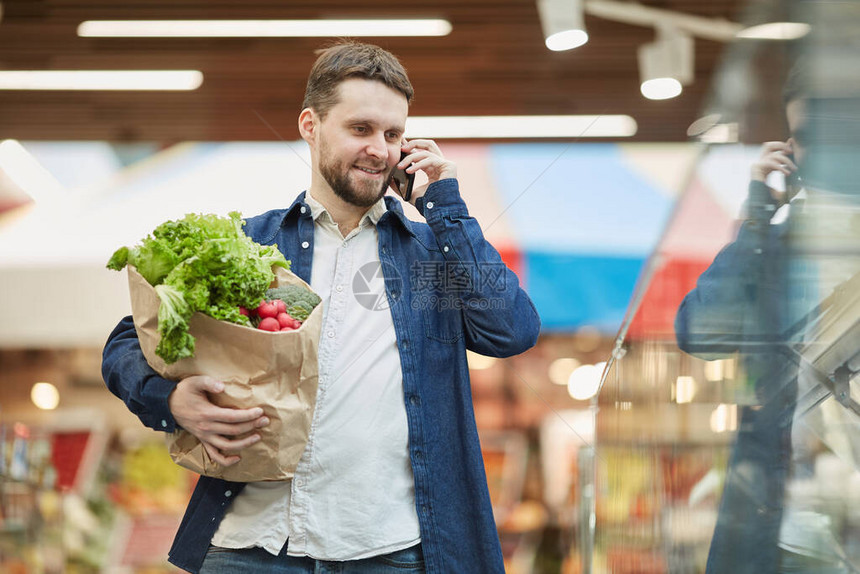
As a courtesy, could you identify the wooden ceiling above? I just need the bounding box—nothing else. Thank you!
[0,0,747,143]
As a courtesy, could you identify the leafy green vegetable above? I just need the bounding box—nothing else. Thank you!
[154,284,195,362]
[108,211,290,364]
[106,246,129,271]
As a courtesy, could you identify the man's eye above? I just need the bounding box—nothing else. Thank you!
[353,126,367,134]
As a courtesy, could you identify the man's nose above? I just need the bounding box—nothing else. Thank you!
[365,133,388,159]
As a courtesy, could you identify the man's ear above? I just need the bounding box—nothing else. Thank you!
[298,108,317,143]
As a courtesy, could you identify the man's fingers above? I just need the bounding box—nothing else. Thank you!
[199,416,269,437]
[762,141,792,153]
[403,138,440,150]
[401,149,449,173]
[753,155,797,179]
[768,152,797,169]
[762,159,794,175]
[400,149,431,169]
[201,377,226,393]
[202,442,240,467]
[205,406,265,424]
[206,432,262,454]
[180,375,224,394]
[760,162,791,176]
[408,156,441,173]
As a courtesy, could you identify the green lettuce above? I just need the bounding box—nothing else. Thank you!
[107,211,290,364]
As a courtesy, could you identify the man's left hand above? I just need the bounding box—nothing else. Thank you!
[399,139,457,204]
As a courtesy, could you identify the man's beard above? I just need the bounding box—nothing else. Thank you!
[319,139,392,208]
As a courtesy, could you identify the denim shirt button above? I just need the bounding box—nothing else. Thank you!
[421,505,429,514]
[225,490,232,497]
[426,201,434,209]
[443,245,450,253]
[414,450,423,460]
[301,241,310,249]
[161,419,167,428]
[409,395,420,406]
[300,206,307,214]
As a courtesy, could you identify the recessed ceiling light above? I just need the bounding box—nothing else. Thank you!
[405,115,637,138]
[545,29,589,51]
[0,70,203,91]
[638,29,693,101]
[537,0,589,51]
[78,19,453,38]
[736,22,811,40]
[640,77,683,100]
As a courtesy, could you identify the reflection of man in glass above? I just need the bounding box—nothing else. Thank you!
[676,64,860,574]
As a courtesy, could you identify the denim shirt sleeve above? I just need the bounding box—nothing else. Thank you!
[674,181,780,358]
[102,316,178,432]
[416,178,541,357]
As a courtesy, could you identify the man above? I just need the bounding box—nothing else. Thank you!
[102,41,540,573]
[675,64,860,573]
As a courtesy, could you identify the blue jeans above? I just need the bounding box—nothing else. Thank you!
[199,542,425,573]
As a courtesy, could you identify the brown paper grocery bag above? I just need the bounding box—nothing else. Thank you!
[127,265,321,482]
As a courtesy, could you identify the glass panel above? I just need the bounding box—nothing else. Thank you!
[592,2,860,573]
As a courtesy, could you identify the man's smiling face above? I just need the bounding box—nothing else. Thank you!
[315,78,408,208]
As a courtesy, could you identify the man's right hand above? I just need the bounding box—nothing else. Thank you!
[168,375,270,467]
[751,140,797,184]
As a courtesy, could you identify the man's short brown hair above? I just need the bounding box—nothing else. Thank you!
[302,40,414,118]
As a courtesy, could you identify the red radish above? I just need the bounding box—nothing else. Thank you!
[256,300,278,319]
[280,326,294,332]
[277,312,293,329]
[274,299,287,314]
[291,318,301,329]
[258,317,280,331]
[239,306,250,317]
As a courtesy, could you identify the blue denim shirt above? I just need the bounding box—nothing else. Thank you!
[675,182,796,574]
[102,179,541,573]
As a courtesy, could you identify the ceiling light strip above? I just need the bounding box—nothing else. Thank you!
[78,19,453,38]
[405,115,637,138]
[0,71,203,90]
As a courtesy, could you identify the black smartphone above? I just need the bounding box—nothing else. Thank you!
[390,151,415,202]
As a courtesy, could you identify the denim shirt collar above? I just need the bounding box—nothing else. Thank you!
[280,192,413,229]
[304,190,388,230]
[280,191,416,236]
